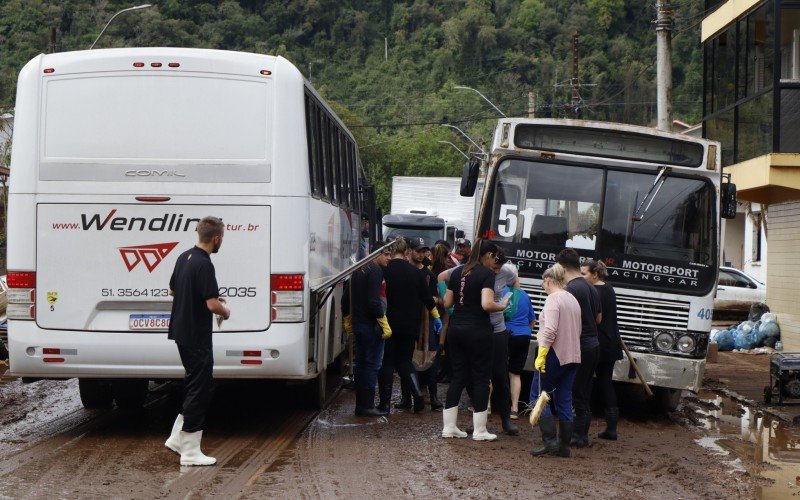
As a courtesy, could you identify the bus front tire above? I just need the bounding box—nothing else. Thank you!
[304,370,327,410]
[78,378,114,409]
[111,379,150,410]
[651,387,682,413]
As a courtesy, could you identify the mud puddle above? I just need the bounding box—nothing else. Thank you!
[685,390,800,499]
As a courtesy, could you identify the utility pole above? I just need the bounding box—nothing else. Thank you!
[571,32,581,118]
[656,0,674,132]
[49,28,57,53]
[527,91,536,118]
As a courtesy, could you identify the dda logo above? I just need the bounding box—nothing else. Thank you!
[119,242,179,272]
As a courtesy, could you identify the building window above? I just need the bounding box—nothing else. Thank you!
[751,212,762,262]
[780,8,800,80]
[738,92,773,159]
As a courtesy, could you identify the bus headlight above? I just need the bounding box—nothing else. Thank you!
[676,335,696,354]
[654,332,674,352]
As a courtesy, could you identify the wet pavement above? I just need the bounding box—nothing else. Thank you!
[0,360,795,498]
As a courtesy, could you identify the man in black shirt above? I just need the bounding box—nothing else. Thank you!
[342,242,393,417]
[164,216,230,466]
[557,248,601,449]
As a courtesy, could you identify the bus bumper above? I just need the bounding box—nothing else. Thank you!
[523,344,705,392]
[7,321,316,380]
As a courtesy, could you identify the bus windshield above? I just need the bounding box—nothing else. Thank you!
[484,159,716,295]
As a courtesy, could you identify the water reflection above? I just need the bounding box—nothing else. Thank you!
[692,391,800,499]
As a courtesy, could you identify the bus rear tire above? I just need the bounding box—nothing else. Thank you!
[304,370,327,410]
[111,379,149,410]
[78,378,114,409]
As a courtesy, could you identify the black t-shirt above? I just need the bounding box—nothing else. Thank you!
[595,283,624,362]
[448,264,495,330]
[168,246,220,348]
[420,266,437,299]
[342,262,385,325]
[382,258,435,335]
[565,277,601,350]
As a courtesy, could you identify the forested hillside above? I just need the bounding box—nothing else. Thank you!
[0,0,704,209]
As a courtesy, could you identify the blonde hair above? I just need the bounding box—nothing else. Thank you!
[542,263,567,287]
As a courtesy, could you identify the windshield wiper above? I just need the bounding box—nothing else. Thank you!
[632,166,671,222]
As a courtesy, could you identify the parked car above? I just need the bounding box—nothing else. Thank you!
[714,266,766,313]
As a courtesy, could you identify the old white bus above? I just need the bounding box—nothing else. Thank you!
[7,48,367,408]
[462,118,734,410]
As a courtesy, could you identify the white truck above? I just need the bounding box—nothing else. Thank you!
[382,176,478,246]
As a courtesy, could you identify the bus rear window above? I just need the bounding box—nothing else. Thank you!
[514,125,705,168]
[42,75,269,162]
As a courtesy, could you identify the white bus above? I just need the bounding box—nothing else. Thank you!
[7,48,370,409]
[461,119,735,410]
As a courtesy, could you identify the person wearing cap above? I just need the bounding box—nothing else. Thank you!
[454,238,472,265]
[407,236,444,411]
[378,237,440,414]
[342,241,393,417]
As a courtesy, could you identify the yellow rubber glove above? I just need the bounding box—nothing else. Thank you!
[534,346,549,373]
[430,308,440,319]
[343,315,353,337]
[376,316,392,340]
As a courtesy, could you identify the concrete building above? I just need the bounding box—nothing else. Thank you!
[703,0,800,349]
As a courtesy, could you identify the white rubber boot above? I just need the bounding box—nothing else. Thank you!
[164,414,183,454]
[472,410,497,441]
[441,406,468,438]
[179,430,217,466]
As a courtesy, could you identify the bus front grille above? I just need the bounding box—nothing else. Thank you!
[520,285,690,352]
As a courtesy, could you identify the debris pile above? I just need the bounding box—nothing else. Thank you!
[711,304,780,352]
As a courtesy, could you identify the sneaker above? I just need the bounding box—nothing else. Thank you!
[510,410,518,420]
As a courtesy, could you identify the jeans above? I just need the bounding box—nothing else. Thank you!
[353,322,384,390]
[572,345,600,414]
[177,344,214,432]
[594,361,618,409]
[378,333,417,392]
[445,323,494,412]
[529,349,579,421]
[490,330,512,419]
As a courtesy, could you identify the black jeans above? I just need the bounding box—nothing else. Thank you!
[177,344,214,432]
[594,360,618,409]
[378,334,417,391]
[489,330,512,419]
[445,323,494,412]
[572,344,600,414]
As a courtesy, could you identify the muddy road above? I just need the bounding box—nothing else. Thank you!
[0,364,793,499]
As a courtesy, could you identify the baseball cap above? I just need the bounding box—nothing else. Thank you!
[407,237,430,251]
[456,238,472,247]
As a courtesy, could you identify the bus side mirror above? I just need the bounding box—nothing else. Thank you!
[460,158,480,197]
[720,182,737,219]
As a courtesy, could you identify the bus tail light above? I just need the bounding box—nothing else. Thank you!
[8,271,36,320]
[271,274,305,323]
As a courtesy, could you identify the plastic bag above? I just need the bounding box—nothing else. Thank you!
[761,321,780,339]
[716,329,736,351]
[748,302,770,322]
[710,329,721,344]
[740,321,755,334]
[734,329,756,350]
[761,312,777,324]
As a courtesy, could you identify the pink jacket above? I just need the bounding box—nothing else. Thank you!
[538,290,582,365]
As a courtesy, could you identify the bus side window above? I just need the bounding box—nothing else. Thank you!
[350,142,358,209]
[331,128,341,205]
[320,112,331,201]
[305,94,320,197]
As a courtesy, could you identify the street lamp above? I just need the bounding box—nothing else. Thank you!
[89,4,152,50]
[454,85,507,117]
[440,124,487,157]
[438,140,469,160]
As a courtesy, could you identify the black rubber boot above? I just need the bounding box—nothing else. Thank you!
[430,394,444,412]
[502,416,519,436]
[377,383,393,414]
[570,410,589,448]
[408,373,426,413]
[355,388,388,417]
[598,407,619,440]
[558,420,573,457]
[531,415,559,456]
[394,378,412,409]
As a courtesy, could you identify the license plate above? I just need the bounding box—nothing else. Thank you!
[129,313,170,330]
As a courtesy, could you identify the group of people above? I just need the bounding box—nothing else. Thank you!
[345,235,624,458]
[161,218,623,467]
